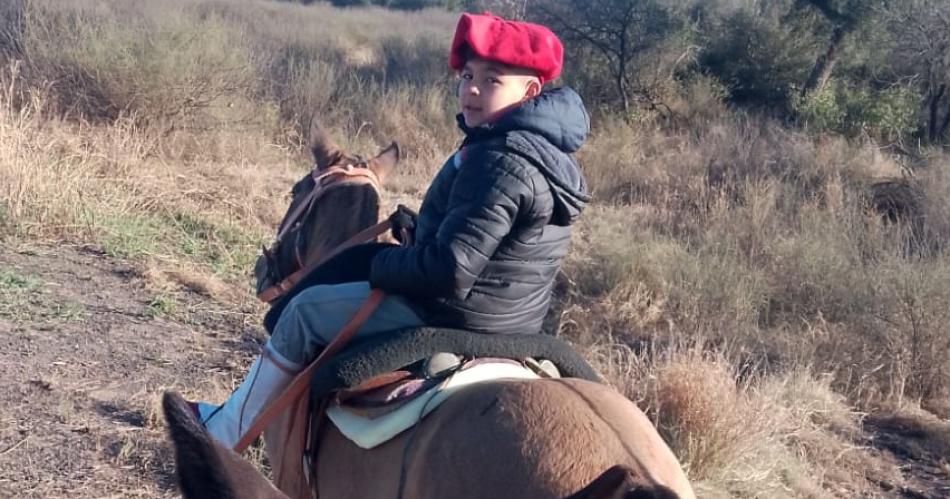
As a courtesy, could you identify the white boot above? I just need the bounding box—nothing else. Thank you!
[193,343,301,449]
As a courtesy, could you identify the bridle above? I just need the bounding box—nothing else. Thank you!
[256,162,390,304]
[272,162,382,247]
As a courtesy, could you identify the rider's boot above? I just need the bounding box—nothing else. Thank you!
[190,342,301,449]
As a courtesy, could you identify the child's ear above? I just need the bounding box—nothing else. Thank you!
[525,79,542,99]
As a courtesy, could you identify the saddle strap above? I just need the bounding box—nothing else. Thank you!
[233,288,387,453]
[257,220,391,303]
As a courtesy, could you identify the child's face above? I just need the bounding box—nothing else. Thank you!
[458,57,541,128]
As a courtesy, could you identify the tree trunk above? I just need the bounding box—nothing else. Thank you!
[801,25,848,98]
[616,56,630,116]
[617,73,631,116]
[928,84,946,142]
[617,22,631,118]
[939,98,950,141]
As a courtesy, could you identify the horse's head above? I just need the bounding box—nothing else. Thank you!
[303,116,399,258]
[255,117,401,301]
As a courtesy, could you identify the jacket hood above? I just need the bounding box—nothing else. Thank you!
[457,87,591,225]
[458,86,590,153]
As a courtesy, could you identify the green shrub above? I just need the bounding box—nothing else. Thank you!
[847,85,919,140]
[793,85,845,133]
[532,0,684,118]
[699,7,817,111]
[795,82,920,140]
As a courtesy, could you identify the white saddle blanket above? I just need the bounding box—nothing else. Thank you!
[326,362,539,449]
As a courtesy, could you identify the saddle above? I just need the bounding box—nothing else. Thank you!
[308,326,601,403]
[287,328,601,495]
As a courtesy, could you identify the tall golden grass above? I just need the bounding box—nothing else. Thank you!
[2,0,948,496]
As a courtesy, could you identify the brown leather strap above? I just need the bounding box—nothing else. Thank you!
[273,166,381,244]
[233,288,387,453]
[335,370,413,403]
[274,186,320,244]
[257,220,391,303]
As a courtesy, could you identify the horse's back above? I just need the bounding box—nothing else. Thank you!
[316,378,694,499]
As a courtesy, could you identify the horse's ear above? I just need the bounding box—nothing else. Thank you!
[368,142,399,185]
[562,466,630,499]
[562,466,679,499]
[162,392,289,499]
[309,116,342,170]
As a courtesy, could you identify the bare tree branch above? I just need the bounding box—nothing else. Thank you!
[532,0,682,118]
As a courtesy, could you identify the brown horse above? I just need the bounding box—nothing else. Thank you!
[162,123,696,499]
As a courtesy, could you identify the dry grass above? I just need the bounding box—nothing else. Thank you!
[563,114,950,407]
[2,0,949,497]
[0,60,291,281]
[556,114,950,494]
[588,343,906,497]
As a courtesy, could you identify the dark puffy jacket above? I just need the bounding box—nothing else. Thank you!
[369,87,590,334]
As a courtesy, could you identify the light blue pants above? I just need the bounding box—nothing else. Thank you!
[269,281,425,366]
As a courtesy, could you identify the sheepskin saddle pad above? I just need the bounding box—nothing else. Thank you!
[310,327,600,448]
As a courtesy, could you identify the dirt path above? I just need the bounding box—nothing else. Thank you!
[0,244,947,498]
[0,243,263,498]
[864,414,950,499]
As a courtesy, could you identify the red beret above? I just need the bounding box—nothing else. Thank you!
[449,13,563,84]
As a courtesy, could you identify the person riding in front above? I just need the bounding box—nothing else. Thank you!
[192,12,591,449]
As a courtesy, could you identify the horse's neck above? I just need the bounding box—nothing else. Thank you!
[308,186,382,258]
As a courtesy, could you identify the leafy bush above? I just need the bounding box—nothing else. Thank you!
[795,82,920,140]
[698,6,817,112]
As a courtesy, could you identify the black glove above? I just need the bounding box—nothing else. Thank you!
[389,204,417,245]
